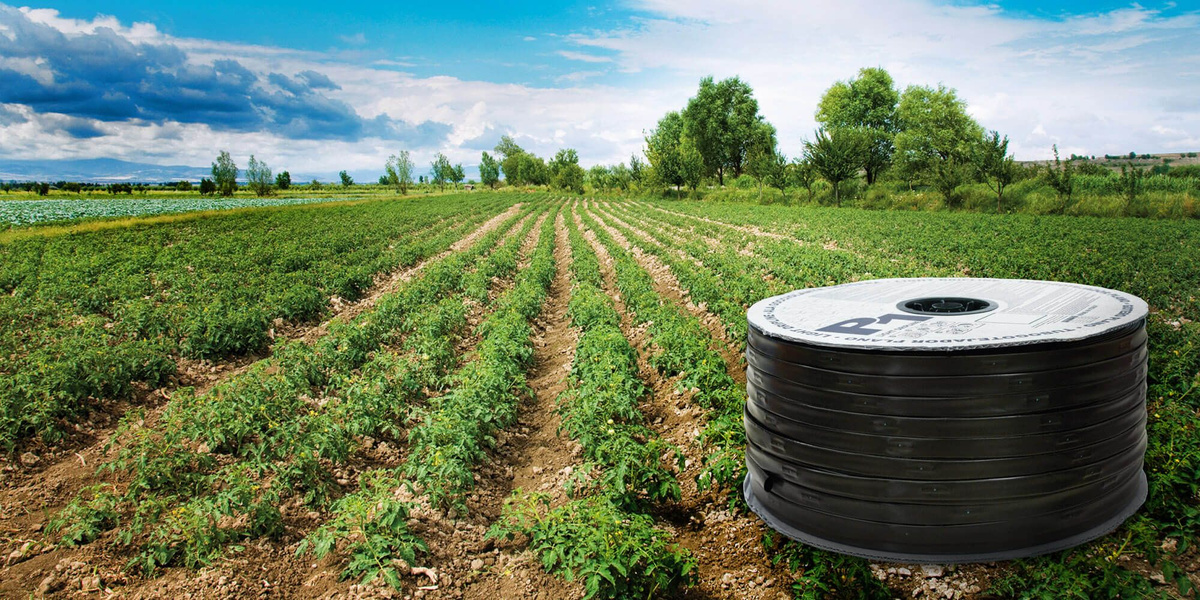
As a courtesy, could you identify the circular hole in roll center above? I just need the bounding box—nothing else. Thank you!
[898,297,996,315]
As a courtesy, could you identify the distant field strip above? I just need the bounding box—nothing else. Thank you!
[0,195,366,226]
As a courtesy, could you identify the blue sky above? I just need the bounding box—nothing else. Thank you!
[1,1,1197,177]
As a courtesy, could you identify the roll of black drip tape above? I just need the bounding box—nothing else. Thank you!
[743,277,1150,563]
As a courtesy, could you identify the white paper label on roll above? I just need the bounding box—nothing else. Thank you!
[747,278,1148,351]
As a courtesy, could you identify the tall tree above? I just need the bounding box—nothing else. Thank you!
[816,67,899,185]
[479,151,500,189]
[275,170,291,190]
[550,148,585,194]
[678,135,704,193]
[430,153,452,191]
[211,150,238,197]
[246,155,273,197]
[493,135,526,185]
[385,150,415,194]
[645,111,687,193]
[451,163,465,189]
[805,128,868,207]
[893,84,984,206]
[517,153,549,186]
[339,170,354,187]
[629,154,646,189]
[681,76,771,185]
[974,131,1018,212]
[588,164,610,192]
[743,121,779,201]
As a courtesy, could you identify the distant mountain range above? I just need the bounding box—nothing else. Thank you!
[0,158,383,183]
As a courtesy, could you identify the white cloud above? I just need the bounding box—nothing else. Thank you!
[557,50,613,63]
[1,1,1197,175]
[567,0,1200,159]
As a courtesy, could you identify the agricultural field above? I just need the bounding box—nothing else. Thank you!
[0,195,367,227]
[0,193,1197,599]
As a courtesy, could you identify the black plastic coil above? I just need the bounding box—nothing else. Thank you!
[743,319,1149,563]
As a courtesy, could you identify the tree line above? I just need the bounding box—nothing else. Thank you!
[637,68,1034,210]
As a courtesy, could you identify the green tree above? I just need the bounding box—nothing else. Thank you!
[743,121,779,201]
[610,163,632,192]
[645,111,687,194]
[790,158,818,203]
[430,153,452,191]
[518,153,549,186]
[678,135,704,193]
[588,164,610,192]
[1118,164,1148,216]
[681,76,771,185]
[766,152,790,200]
[339,170,354,187]
[494,135,526,185]
[451,163,465,189]
[1042,145,1076,210]
[805,128,868,207]
[212,150,238,197]
[816,67,899,185]
[246,155,273,197]
[550,148,585,194]
[629,154,646,189]
[974,131,1018,212]
[385,150,415,194]
[275,170,291,190]
[479,152,500,189]
[893,84,984,206]
[199,178,216,196]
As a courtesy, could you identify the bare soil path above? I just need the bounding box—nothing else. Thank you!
[450,210,585,600]
[576,205,791,600]
[0,203,526,599]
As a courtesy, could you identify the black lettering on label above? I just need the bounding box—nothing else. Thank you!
[816,313,931,335]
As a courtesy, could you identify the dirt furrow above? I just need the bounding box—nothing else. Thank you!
[587,202,744,384]
[452,209,584,600]
[296,202,525,345]
[575,206,790,600]
[0,203,524,503]
[0,204,528,599]
[103,207,550,600]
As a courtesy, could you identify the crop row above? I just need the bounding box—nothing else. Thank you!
[601,198,1199,598]
[303,203,562,588]
[0,194,519,449]
[0,195,364,227]
[490,205,695,599]
[575,207,747,502]
[48,203,541,578]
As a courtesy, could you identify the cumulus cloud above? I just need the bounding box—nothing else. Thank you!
[0,4,448,145]
[0,0,1195,174]
[566,0,1200,159]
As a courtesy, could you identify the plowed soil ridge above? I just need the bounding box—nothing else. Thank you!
[576,205,791,600]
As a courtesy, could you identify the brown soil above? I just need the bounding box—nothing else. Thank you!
[586,202,744,384]
[0,203,528,600]
[451,210,585,600]
[295,203,524,345]
[575,206,792,600]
